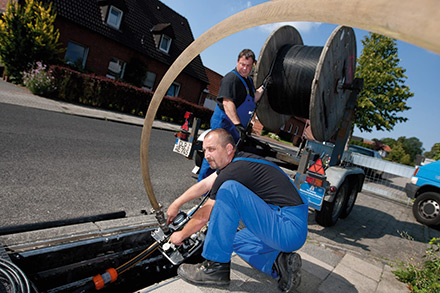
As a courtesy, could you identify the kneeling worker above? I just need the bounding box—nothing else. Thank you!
[167,128,308,292]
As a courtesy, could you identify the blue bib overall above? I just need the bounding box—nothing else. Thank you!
[198,71,256,181]
[202,158,309,277]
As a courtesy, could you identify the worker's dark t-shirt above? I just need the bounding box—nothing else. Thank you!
[217,70,255,110]
[209,152,303,207]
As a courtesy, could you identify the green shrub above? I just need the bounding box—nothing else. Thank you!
[267,132,281,141]
[393,237,440,292]
[349,140,374,149]
[49,65,213,126]
[0,0,62,83]
[22,62,56,96]
[261,128,269,136]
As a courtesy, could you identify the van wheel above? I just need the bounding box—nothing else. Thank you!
[412,192,440,226]
[315,182,348,227]
[340,180,359,219]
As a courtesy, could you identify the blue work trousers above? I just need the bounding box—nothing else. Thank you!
[202,180,308,277]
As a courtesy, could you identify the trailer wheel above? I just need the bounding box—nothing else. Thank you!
[340,180,359,219]
[412,191,440,227]
[315,181,348,227]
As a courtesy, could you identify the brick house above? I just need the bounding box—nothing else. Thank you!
[200,67,223,110]
[251,115,312,146]
[7,0,209,104]
[278,117,311,146]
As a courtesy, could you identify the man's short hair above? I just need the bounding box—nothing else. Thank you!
[238,49,256,64]
[206,129,236,151]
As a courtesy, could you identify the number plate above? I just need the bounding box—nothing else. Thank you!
[299,183,325,211]
[173,138,192,157]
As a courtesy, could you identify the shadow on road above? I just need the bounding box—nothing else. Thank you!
[307,204,440,256]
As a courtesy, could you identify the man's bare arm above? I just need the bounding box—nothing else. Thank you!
[169,198,215,245]
[167,172,217,224]
[255,85,264,103]
[223,98,241,125]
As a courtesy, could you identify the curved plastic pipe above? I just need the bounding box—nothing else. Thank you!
[140,0,440,211]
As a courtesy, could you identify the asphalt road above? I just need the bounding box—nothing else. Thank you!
[0,103,197,227]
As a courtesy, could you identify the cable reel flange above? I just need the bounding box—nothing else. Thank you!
[310,26,357,141]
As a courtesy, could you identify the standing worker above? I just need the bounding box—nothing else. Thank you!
[168,129,308,292]
[198,49,266,181]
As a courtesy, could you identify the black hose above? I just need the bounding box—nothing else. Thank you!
[116,241,160,275]
[0,258,31,293]
[72,280,96,293]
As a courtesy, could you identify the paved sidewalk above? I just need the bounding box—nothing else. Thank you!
[0,79,177,131]
[141,244,408,293]
[0,79,411,292]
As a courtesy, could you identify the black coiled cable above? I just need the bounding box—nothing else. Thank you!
[0,258,31,293]
[268,44,323,118]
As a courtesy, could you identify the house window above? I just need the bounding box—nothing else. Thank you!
[166,82,180,97]
[143,71,156,90]
[107,6,123,29]
[293,126,299,135]
[159,34,172,53]
[64,41,88,67]
[106,57,126,80]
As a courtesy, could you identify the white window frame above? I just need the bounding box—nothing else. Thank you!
[107,6,123,29]
[159,34,172,53]
[142,71,156,90]
[106,57,126,80]
[166,82,181,97]
[64,41,89,67]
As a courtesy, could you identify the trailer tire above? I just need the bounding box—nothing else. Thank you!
[340,180,359,219]
[315,181,348,227]
[412,191,440,227]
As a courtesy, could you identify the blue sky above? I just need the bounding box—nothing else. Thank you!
[161,0,440,152]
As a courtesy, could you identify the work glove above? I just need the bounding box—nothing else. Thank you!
[235,123,247,143]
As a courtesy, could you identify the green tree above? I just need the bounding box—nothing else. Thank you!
[425,143,440,161]
[397,136,424,163]
[386,142,411,165]
[354,33,414,133]
[381,137,396,149]
[0,0,62,83]
[381,136,423,165]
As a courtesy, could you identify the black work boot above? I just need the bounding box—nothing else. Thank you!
[274,252,302,292]
[177,259,231,286]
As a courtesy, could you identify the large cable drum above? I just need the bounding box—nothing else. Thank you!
[254,25,357,142]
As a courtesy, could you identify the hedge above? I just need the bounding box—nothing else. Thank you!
[48,65,213,127]
[349,140,375,149]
